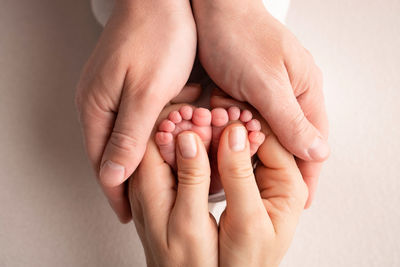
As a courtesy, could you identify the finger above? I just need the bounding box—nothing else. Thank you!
[77,93,133,222]
[99,89,167,222]
[103,185,132,223]
[210,84,325,208]
[246,71,329,163]
[255,131,308,235]
[295,67,329,207]
[296,159,322,209]
[210,85,323,209]
[129,138,177,242]
[173,132,211,222]
[100,88,166,187]
[217,124,266,221]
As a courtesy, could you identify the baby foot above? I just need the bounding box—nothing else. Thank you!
[155,105,212,169]
[211,107,265,156]
[209,107,265,194]
[155,102,265,197]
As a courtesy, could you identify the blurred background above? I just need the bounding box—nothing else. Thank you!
[0,0,399,266]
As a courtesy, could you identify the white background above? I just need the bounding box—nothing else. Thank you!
[0,0,399,266]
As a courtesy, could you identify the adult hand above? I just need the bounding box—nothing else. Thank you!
[129,128,218,266]
[192,0,329,207]
[217,123,307,266]
[75,0,196,222]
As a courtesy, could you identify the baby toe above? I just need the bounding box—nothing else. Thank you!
[159,119,176,132]
[240,109,253,123]
[228,106,241,121]
[168,110,182,124]
[246,119,261,132]
[155,132,174,146]
[179,105,193,120]
[192,107,212,126]
[211,108,229,127]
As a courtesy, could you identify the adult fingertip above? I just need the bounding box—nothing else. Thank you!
[304,188,314,209]
[178,133,198,159]
[303,175,319,209]
[304,199,312,209]
[218,124,251,175]
[99,160,126,187]
[118,213,132,224]
[176,131,210,183]
[218,124,265,218]
[229,125,247,152]
[307,136,330,162]
[174,131,211,219]
[108,197,132,224]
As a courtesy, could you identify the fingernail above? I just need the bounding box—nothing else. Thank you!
[307,137,330,160]
[100,160,125,186]
[229,126,247,152]
[178,133,197,158]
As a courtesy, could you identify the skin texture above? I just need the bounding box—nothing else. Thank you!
[217,124,307,267]
[75,0,196,222]
[76,0,329,222]
[192,0,330,207]
[129,104,307,266]
[155,105,265,194]
[130,104,219,267]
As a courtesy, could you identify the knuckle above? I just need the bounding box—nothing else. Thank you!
[276,182,309,213]
[108,131,140,153]
[289,111,310,138]
[177,168,208,185]
[280,194,305,215]
[270,200,294,219]
[224,162,254,180]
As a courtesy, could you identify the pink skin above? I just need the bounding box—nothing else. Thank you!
[155,105,265,194]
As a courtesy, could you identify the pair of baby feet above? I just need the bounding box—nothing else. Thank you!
[155,102,266,195]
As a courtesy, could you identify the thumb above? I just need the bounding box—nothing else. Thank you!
[99,92,165,187]
[173,131,211,219]
[218,124,265,219]
[247,78,329,162]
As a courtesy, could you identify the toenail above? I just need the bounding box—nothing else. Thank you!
[229,126,247,152]
[178,133,197,158]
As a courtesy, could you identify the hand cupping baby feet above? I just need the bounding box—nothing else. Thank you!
[155,105,265,195]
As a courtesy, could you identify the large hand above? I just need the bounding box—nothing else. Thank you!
[129,129,218,266]
[217,123,307,266]
[193,0,329,207]
[75,0,196,222]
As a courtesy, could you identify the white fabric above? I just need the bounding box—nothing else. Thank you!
[91,0,290,26]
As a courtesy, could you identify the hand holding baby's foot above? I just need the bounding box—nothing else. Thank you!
[155,106,212,169]
[217,123,308,266]
[155,104,265,195]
